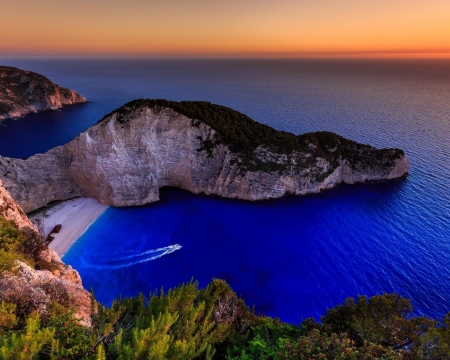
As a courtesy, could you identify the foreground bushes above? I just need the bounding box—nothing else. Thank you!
[0,279,249,359]
[1,279,450,359]
[1,220,450,358]
[0,218,46,273]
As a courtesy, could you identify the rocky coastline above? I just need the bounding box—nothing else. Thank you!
[0,100,409,213]
[0,180,93,325]
[0,65,86,121]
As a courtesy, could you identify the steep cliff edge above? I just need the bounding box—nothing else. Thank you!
[0,181,93,325]
[0,65,87,120]
[0,179,36,230]
[0,100,409,212]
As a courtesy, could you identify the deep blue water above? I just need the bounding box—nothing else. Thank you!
[1,59,450,323]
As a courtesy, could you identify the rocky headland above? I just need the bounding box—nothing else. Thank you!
[0,99,409,213]
[0,180,93,325]
[0,65,86,120]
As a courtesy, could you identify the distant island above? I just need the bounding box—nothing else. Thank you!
[0,65,86,120]
[1,99,408,213]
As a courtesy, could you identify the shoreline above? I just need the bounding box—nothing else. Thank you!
[29,197,109,257]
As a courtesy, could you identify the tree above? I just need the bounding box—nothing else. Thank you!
[0,312,54,360]
[321,293,435,355]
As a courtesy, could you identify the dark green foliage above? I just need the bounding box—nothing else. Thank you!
[110,280,219,359]
[2,276,449,359]
[321,293,435,353]
[42,302,95,359]
[0,218,30,272]
[419,313,450,359]
[99,99,404,174]
[18,226,47,261]
[0,211,446,358]
[0,302,18,336]
[226,317,301,360]
[105,279,252,360]
[227,323,400,360]
[0,279,253,359]
[99,99,339,157]
[0,312,54,360]
[226,294,447,360]
[281,329,403,359]
[0,218,50,273]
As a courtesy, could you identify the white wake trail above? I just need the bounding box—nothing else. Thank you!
[89,244,182,269]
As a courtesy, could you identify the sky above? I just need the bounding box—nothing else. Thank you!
[1,0,450,58]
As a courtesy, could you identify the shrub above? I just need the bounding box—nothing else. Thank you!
[19,226,46,261]
[0,217,51,273]
[0,218,28,272]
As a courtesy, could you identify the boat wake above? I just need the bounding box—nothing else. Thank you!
[89,244,182,269]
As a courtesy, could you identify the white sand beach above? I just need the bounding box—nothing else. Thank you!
[29,198,109,256]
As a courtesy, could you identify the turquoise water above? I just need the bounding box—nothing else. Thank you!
[1,59,450,323]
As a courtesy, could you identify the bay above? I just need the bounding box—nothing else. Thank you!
[1,58,449,322]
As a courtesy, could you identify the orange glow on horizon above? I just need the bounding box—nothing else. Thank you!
[2,0,450,58]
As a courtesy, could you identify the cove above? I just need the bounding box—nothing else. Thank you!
[63,180,449,324]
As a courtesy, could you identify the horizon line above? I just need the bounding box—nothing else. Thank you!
[1,49,450,60]
[2,55,450,61]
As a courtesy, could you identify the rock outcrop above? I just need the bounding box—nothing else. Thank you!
[0,181,93,325]
[0,100,409,212]
[0,179,36,230]
[0,65,87,120]
[0,262,93,326]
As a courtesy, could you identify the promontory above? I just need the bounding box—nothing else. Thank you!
[0,65,86,120]
[0,99,409,212]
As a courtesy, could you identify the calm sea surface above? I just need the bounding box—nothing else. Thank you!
[1,59,449,323]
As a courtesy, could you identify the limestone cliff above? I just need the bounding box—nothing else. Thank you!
[0,65,87,120]
[0,179,36,230]
[0,100,409,212]
[0,181,93,325]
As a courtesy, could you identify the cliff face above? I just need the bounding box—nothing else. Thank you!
[0,65,87,120]
[0,179,36,230]
[0,101,409,212]
[0,180,93,325]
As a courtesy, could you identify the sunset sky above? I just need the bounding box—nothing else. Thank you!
[2,0,450,58]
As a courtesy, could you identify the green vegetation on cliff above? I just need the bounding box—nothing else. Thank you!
[0,218,46,273]
[100,99,404,174]
[103,99,307,155]
[1,274,450,359]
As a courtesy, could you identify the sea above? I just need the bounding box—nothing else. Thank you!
[0,58,449,324]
